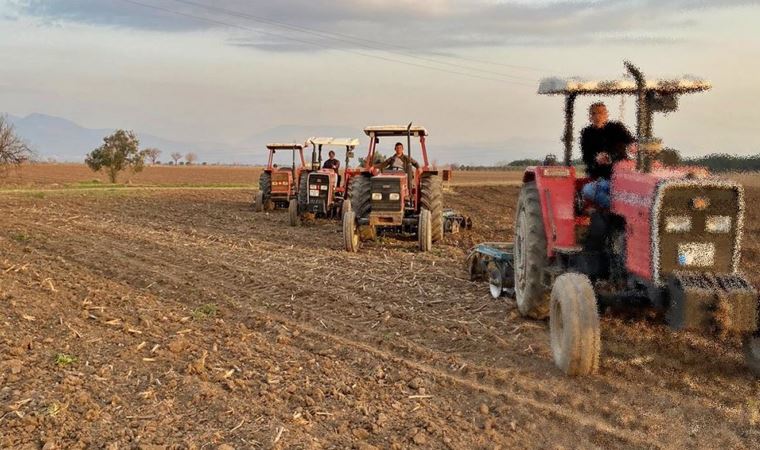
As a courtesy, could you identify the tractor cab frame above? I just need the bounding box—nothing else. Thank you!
[468,61,759,376]
[288,137,359,225]
[254,143,307,212]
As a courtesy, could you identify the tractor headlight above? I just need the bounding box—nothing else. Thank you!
[665,215,692,233]
[372,193,383,201]
[706,215,731,233]
[389,193,400,201]
[309,185,317,190]
[320,185,328,191]
[309,189,319,197]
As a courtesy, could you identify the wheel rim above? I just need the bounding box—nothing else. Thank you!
[552,297,564,354]
[351,222,359,248]
[515,207,528,297]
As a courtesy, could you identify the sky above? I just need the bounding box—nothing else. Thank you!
[1,0,759,164]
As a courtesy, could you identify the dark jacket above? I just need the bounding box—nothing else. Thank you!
[381,154,419,170]
[323,158,340,172]
[580,121,634,179]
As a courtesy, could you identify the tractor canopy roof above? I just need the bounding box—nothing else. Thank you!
[266,143,304,150]
[364,125,428,137]
[307,137,360,148]
[538,76,711,96]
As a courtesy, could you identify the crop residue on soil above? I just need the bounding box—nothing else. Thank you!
[1,185,760,448]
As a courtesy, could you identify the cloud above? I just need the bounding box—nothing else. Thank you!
[9,0,759,52]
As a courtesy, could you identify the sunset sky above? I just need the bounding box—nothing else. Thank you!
[1,0,758,163]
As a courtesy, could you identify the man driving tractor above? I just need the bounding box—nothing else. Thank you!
[323,150,341,186]
[381,142,419,171]
[580,102,635,208]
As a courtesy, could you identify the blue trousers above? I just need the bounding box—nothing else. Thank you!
[582,178,611,209]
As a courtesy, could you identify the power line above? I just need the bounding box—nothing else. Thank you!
[116,0,536,86]
[167,0,545,81]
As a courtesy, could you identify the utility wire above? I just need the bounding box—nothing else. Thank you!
[116,0,536,86]
[168,0,545,81]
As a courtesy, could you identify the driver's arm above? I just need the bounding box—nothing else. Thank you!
[380,156,393,169]
[410,157,420,169]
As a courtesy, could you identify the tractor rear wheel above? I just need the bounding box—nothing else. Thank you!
[348,174,372,219]
[418,208,433,252]
[298,171,309,205]
[258,172,272,211]
[743,335,760,377]
[288,199,298,227]
[343,210,360,252]
[550,273,600,376]
[420,174,444,242]
[514,182,549,319]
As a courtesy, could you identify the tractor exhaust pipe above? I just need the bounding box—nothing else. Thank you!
[625,61,653,173]
[406,122,413,207]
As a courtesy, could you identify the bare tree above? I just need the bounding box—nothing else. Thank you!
[144,148,161,165]
[0,116,32,170]
[170,152,182,165]
[185,152,198,165]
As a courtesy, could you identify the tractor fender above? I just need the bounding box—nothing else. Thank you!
[531,166,578,257]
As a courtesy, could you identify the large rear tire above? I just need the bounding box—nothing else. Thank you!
[288,199,298,227]
[258,172,272,211]
[420,174,444,242]
[343,210,360,252]
[418,208,433,252]
[514,182,549,319]
[550,273,600,376]
[348,174,372,219]
[743,335,760,377]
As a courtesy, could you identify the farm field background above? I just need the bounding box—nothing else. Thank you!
[0,164,759,448]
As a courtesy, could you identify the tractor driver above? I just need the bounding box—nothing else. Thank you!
[580,102,635,209]
[323,150,341,186]
[381,142,419,172]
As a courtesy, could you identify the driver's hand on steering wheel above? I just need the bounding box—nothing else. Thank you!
[595,152,612,165]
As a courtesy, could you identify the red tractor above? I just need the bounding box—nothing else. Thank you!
[289,137,360,226]
[468,62,759,376]
[254,143,307,212]
[343,124,443,252]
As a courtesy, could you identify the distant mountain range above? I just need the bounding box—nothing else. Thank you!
[3,112,553,165]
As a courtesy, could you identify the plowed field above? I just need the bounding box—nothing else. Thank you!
[1,180,759,449]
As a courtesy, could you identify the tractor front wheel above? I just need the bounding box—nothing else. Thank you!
[343,210,360,252]
[418,208,432,252]
[743,335,760,377]
[550,273,600,376]
[254,191,265,212]
[288,199,298,227]
[514,182,549,319]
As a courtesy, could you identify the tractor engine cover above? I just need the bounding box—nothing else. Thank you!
[667,271,758,334]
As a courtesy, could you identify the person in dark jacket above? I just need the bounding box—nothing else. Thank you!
[580,102,635,208]
[381,142,419,172]
[323,150,341,186]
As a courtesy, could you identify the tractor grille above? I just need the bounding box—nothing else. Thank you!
[371,178,402,212]
[308,173,330,200]
[655,183,742,282]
